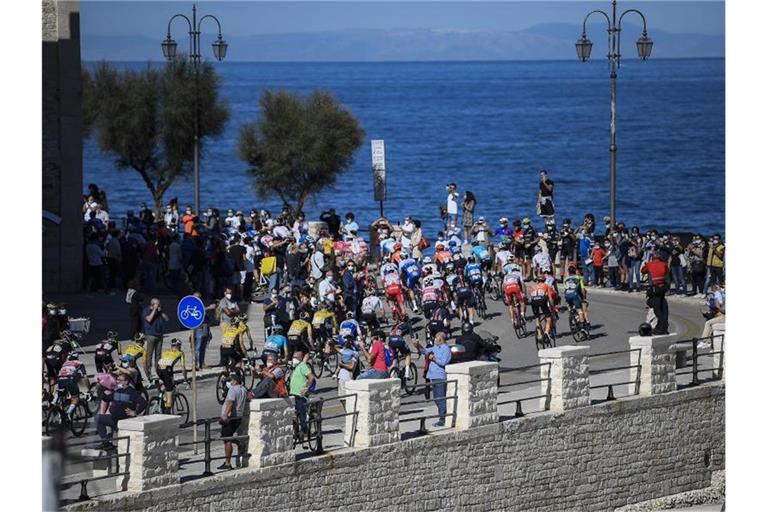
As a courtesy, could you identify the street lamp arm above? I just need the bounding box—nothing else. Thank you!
[166,13,193,36]
[618,9,648,34]
[581,10,611,34]
[198,14,223,36]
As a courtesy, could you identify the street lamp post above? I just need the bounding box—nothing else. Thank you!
[162,4,228,215]
[575,0,653,228]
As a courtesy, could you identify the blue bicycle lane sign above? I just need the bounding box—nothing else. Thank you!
[177,295,206,330]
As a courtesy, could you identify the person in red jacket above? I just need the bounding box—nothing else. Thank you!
[641,252,670,335]
[591,243,607,287]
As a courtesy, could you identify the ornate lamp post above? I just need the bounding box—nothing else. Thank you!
[162,4,228,214]
[576,0,653,228]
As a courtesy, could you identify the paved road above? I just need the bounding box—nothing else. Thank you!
[52,287,710,504]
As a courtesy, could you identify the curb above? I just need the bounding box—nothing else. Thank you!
[585,286,706,306]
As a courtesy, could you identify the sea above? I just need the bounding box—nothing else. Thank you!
[83,58,725,237]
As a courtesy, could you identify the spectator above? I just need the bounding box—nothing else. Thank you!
[606,240,620,289]
[251,353,288,399]
[462,191,476,242]
[669,236,687,295]
[341,212,359,242]
[410,220,425,260]
[357,330,390,379]
[705,234,725,292]
[687,234,707,296]
[105,230,122,294]
[320,208,341,239]
[578,231,594,286]
[445,183,459,229]
[700,284,725,342]
[139,202,154,229]
[591,241,607,287]
[641,252,670,335]
[414,331,452,427]
[96,372,146,450]
[142,297,168,378]
[337,336,359,407]
[85,234,106,292]
[341,262,359,314]
[289,351,315,438]
[228,234,247,301]
[627,233,643,292]
[192,291,216,370]
[218,372,247,470]
[218,287,240,328]
[537,169,555,221]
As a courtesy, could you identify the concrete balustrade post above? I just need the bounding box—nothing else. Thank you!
[712,324,725,380]
[117,414,182,492]
[538,346,591,413]
[446,361,499,430]
[629,333,678,396]
[247,397,295,468]
[344,378,400,448]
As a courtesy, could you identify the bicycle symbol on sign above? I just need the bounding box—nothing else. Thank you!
[179,305,202,321]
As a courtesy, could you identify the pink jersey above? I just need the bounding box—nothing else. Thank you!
[58,360,86,379]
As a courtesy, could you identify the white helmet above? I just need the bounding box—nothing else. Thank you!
[511,263,521,272]
[422,256,432,264]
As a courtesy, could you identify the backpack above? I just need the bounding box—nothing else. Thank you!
[383,344,394,367]
[418,235,430,251]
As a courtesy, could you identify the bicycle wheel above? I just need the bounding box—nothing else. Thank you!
[404,363,418,395]
[215,373,228,404]
[489,280,501,302]
[534,331,546,351]
[310,353,324,379]
[85,382,100,416]
[173,393,190,424]
[325,351,338,374]
[69,403,89,437]
[242,366,256,391]
[45,408,63,436]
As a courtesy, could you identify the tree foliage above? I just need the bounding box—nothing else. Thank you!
[82,59,229,214]
[238,90,365,215]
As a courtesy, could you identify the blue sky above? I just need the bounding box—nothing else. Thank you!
[81,1,725,37]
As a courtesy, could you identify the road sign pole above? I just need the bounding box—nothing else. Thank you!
[190,331,198,455]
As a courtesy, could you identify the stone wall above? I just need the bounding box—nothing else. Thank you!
[66,382,724,512]
[43,0,83,293]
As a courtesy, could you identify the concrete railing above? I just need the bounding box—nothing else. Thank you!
[82,331,722,496]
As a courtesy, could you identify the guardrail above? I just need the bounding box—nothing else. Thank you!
[497,362,552,417]
[316,393,359,450]
[59,436,131,502]
[673,334,725,386]
[399,379,458,434]
[177,417,250,477]
[588,349,641,401]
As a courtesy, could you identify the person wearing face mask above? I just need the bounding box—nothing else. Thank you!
[341,262,360,314]
[641,251,671,335]
[138,202,155,229]
[669,236,688,295]
[251,353,288,399]
[180,205,196,238]
[705,234,725,292]
[163,205,179,233]
[686,234,707,296]
[318,270,341,305]
[218,373,247,470]
[289,350,315,439]
[218,287,240,328]
[96,373,146,450]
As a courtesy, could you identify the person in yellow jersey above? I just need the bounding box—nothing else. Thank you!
[123,332,147,363]
[287,311,314,358]
[312,302,337,348]
[157,338,187,413]
[219,314,252,372]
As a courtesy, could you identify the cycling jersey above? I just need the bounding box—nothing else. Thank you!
[312,310,337,333]
[124,342,146,361]
[421,286,441,304]
[564,275,585,301]
[384,272,402,296]
[220,324,247,349]
[287,319,312,339]
[495,249,512,267]
[157,349,184,371]
[465,263,483,286]
[529,282,555,302]
[94,339,119,356]
[380,262,398,278]
[435,250,452,266]
[361,296,383,315]
[471,245,491,262]
[338,319,360,345]
[263,334,287,354]
[58,360,86,380]
[421,263,438,277]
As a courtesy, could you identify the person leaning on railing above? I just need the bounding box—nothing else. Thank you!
[413,331,452,427]
[97,372,146,451]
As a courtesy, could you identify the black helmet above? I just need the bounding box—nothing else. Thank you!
[638,323,653,337]
[171,338,182,347]
[461,322,473,334]
[67,352,79,361]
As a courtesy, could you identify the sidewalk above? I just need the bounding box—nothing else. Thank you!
[585,285,707,306]
[48,290,267,383]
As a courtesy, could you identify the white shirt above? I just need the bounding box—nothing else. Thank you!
[446,191,458,215]
[532,252,552,271]
[273,225,291,239]
[318,278,337,303]
[362,296,383,315]
[342,221,359,241]
[495,250,512,267]
[244,245,255,272]
[310,251,325,280]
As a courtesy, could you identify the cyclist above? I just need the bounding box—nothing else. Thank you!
[399,251,422,312]
[452,272,476,325]
[465,255,484,290]
[528,274,557,339]
[44,335,73,389]
[383,264,406,320]
[311,302,337,350]
[421,276,442,322]
[262,324,288,362]
[379,259,398,280]
[287,311,314,358]
[156,338,187,413]
[503,262,526,324]
[338,311,362,349]
[360,289,384,330]
[124,332,147,362]
[56,353,89,419]
[564,265,590,329]
[470,240,493,273]
[532,245,553,278]
[494,241,513,274]
[93,331,121,373]
[434,242,452,269]
[387,323,413,378]
[421,256,438,278]
[220,314,251,373]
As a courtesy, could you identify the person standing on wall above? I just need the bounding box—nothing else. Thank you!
[461,191,476,242]
[142,297,168,379]
[445,183,459,230]
[537,170,555,223]
[641,252,671,335]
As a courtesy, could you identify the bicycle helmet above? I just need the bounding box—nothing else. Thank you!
[272,324,284,334]
[300,311,310,320]
[67,352,79,361]
[568,264,577,274]
[445,262,455,272]
[133,332,146,344]
[511,263,521,273]
[541,266,552,274]
[346,311,355,319]
[422,256,433,264]
[171,338,182,347]
[522,217,531,225]
[461,322,473,334]
[236,313,248,323]
[106,330,118,339]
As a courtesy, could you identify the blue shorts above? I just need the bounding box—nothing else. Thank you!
[565,293,583,309]
[57,378,80,397]
[405,274,419,289]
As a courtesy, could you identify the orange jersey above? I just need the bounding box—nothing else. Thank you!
[528,282,556,301]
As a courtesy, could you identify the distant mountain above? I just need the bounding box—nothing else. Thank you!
[82,23,724,62]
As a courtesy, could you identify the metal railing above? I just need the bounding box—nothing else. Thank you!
[399,379,458,434]
[314,393,359,450]
[59,436,131,502]
[588,349,642,401]
[177,417,250,476]
[673,334,725,386]
[497,362,552,417]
